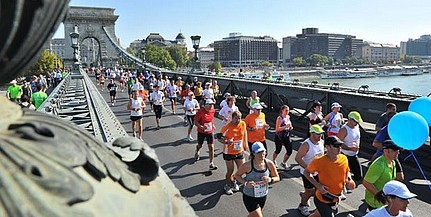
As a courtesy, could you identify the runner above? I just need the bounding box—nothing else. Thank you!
[323,102,344,137]
[217,111,247,195]
[194,98,218,170]
[244,103,270,151]
[183,92,199,141]
[294,124,325,216]
[272,105,293,170]
[218,96,239,126]
[107,78,118,106]
[127,90,145,140]
[166,81,179,114]
[303,136,352,217]
[149,85,165,130]
[234,142,280,217]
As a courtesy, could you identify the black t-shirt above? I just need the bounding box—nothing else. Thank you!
[107,83,117,92]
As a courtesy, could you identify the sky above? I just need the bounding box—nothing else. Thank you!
[54,0,431,51]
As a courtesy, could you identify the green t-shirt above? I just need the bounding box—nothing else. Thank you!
[31,91,48,109]
[364,156,396,208]
[7,85,22,99]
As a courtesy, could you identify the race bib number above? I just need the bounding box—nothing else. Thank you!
[204,123,212,132]
[253,181,268,197]
[233,140,243,150]
[255,119,264,129]
[110,87,116,91]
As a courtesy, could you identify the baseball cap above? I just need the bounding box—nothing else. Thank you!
[331,102,342,109]
[348,111,363,123]
[251,142,266,153]
[205,99,215,105]
[205,82,211,86]
[312,101,322,108]
[309,124,324,134]
[383,180,417,199]
[10,80,17,84]
[252,103,263,110]
[324,136,344,147]
[224,92,231,97]
[188,92,194,96]
[382,140,401,150]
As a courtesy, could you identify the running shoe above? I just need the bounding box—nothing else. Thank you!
[297,204,311,216]
[157,125,160,130]
[224,184,233,195]
[340,193,347,200]
[132,132,136,138]
[209,163,218,170]
[232,181,240,192]
[188,136,193,141]
[194,152,200,161]
[281,162,289,170]
[111,102,114,106]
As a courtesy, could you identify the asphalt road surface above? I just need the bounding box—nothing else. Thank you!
[94,78,431,217]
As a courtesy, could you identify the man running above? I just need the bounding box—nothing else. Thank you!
[194,99,218,170]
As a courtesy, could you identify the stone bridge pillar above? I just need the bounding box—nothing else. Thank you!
[64,6,120,68]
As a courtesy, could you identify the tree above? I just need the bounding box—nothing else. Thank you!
[306,54,330,66]
[261,60,274,67]
[144,44,177,70]
[166,45,188,68]
[126,47,135,57]
[26,50,58,76]
[401,55,422,64]
[208,61,222,72]
[291,57,306,66]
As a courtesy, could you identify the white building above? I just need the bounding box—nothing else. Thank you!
[198,47,214,70]
[362,42,400,62]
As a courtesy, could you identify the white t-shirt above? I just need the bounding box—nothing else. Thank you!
[364,206,413,217]
[130,97,143,116]
[203,88,214,99]
[219,105,239,126]
[220,99,228,108]
[150,91,165,105]
[183,98,199,116]
[167,85,178,98]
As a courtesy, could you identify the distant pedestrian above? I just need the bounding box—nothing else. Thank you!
[364,180,416,217]
[234,142,280,217]
[19,95,35,110]
[194,99,217,170]
[219,92,231,109]
[166,81,179,114]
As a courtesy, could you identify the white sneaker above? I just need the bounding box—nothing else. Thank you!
[232,181,240,192]
[340,193,347,200]
[298,204,310,216]
[224,185,233,195]
[209,163,218,170]
[188,136,193,141]
[281,162,289,170]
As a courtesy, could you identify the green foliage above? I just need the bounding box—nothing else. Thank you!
[401,55,422,64]
[208,61,222,72]
[291,57,306,66]
[126,47,136,57]
[261,60,274,67]
[306,54,329,66]
[26,50,59,76]
[166,46,188,68]
[144,44,177,70]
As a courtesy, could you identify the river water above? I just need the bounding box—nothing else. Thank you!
[298,73,431,96]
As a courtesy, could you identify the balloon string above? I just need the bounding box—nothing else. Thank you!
[407,150,431,190]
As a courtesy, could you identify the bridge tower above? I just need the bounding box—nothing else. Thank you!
[64,6,120,68]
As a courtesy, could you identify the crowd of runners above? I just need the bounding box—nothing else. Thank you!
[93,67,416,217]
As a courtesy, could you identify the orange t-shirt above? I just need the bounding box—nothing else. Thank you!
[244,112,267,143]
[307,154,349,203]
[220,121,247,155]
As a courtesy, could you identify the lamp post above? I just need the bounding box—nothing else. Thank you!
[190,35,201,72]
[69,25,82,78]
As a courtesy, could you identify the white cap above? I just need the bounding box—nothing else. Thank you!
[331,102,342,108]
[205,99,215,105]
[252,103,263,110]
[383,180,417,199]
[10,80,17,84]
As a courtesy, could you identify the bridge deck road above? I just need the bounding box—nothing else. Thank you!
[91,76,431,217]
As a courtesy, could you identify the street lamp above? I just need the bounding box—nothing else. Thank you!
[69,25,82,78]
[191,35,201,72]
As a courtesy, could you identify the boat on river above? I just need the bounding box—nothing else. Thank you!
[319,68,377,79]
[401,65,423,76]
[376,66,404,77]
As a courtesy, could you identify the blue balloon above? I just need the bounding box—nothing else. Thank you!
[409,97,431,126]
[388,111,429,150]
